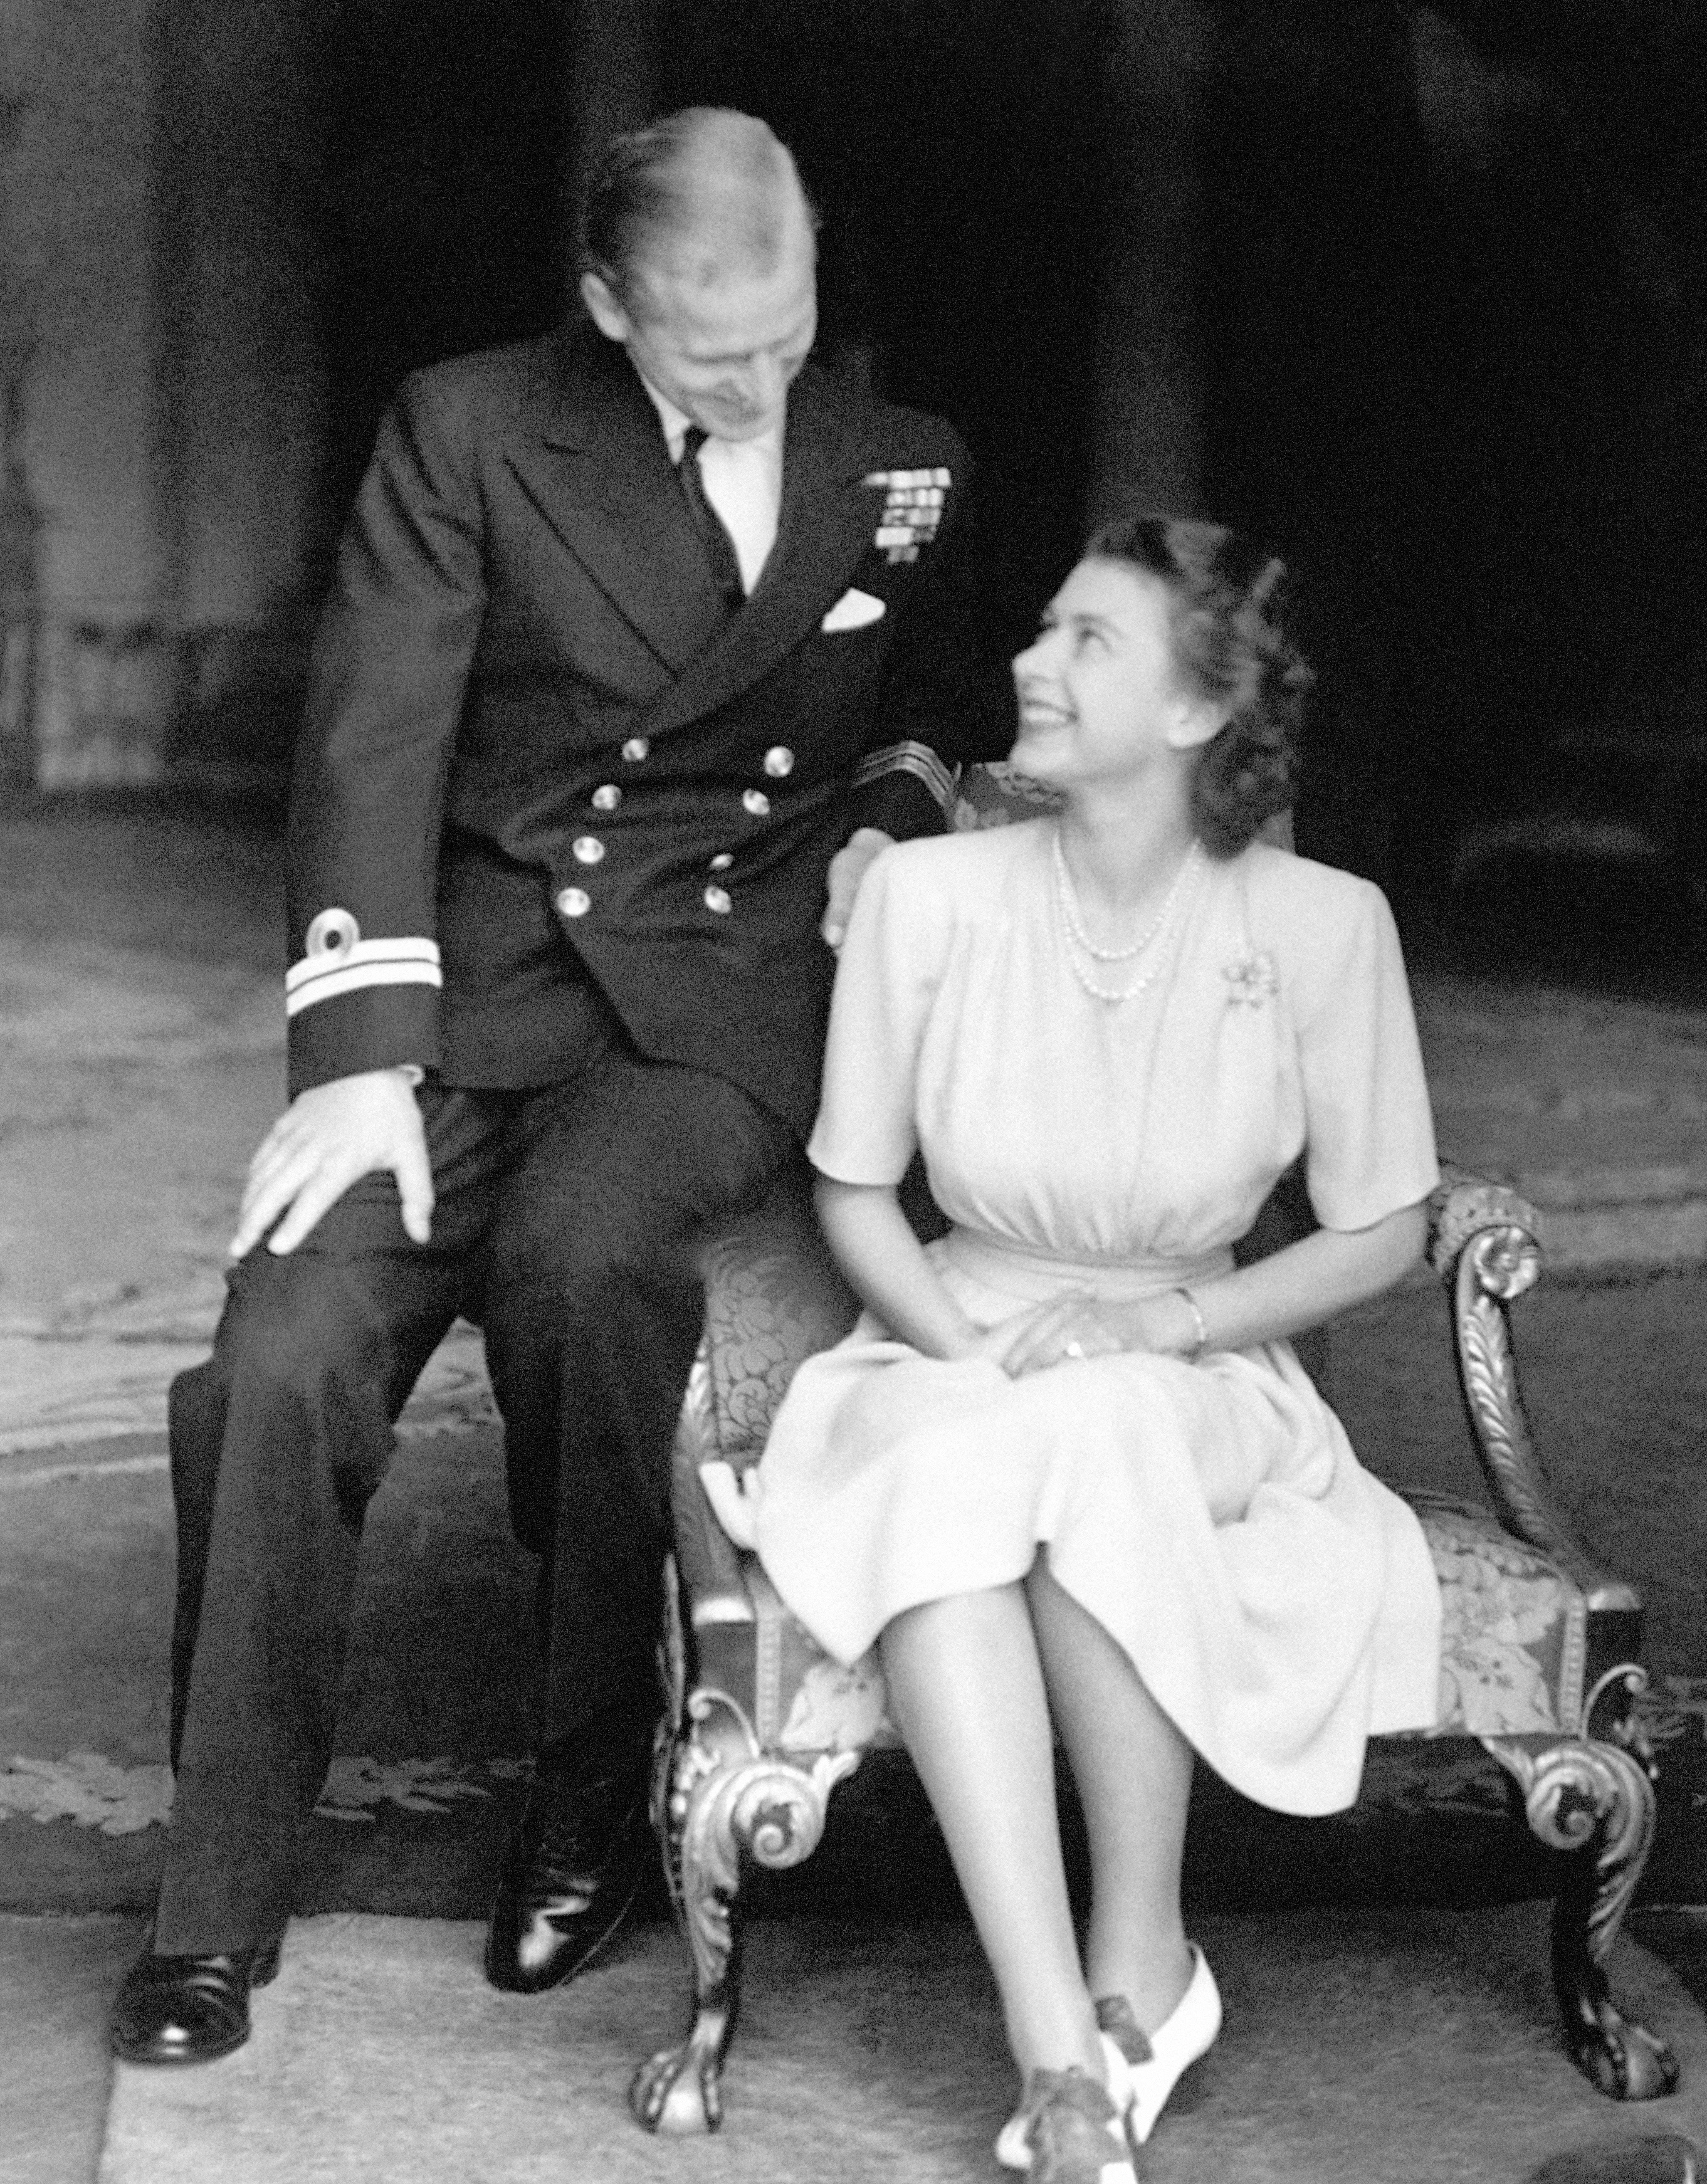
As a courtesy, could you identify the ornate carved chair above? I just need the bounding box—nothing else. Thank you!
[628,771,1679,2137]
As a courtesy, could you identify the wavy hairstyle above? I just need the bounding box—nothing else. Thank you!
[1082,514,1313,857]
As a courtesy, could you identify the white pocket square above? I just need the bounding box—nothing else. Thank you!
[820,587,886,633]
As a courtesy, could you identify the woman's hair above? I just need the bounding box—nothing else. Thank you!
[1082,514,1313,858]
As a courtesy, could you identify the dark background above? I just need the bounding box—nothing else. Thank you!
[315,0,1707,973]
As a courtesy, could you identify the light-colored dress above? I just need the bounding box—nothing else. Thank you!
[749,822,1443,1817]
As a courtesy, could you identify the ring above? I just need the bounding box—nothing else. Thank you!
[1063,1340,1086,1359]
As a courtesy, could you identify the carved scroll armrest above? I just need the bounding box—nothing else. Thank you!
[1427,1162,1543,1287]
[1427,1164,1640,1616]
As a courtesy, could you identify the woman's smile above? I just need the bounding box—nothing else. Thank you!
[1017,694,1074,729]
[1005,558,1203,792]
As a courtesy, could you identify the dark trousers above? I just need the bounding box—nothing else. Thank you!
[154,1043,795,1954]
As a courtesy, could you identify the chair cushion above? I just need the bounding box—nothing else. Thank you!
[1406,1491,1587,1739]
[691,1487,1588,1757]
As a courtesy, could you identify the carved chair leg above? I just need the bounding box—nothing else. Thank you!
[630,1686,860,2135]
[1485,1732,1680,2101]
[629,1695,747,2135]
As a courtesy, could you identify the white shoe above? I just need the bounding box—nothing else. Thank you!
[995,2036,1134,2171]
[1097,1943,1222,2144]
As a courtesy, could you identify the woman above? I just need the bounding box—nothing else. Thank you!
[746,517,1442,2182]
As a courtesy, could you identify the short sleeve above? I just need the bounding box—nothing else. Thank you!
[1297,881,1439,1231]
[807,844,951,1185]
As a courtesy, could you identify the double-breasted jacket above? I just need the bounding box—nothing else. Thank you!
[284,327,998,1138]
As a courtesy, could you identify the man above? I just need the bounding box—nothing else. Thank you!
[112,107,994,2064]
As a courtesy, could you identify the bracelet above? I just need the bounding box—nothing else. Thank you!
[1173,1286,1208,1362]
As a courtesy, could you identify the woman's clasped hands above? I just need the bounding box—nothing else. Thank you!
[969,1286,1202,1376]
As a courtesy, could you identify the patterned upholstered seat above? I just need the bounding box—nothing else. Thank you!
[674,1184,1593,1758]
[630,773,1679,2137]
[689,1491,1595,1764]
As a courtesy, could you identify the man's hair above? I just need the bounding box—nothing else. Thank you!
[582,107,816,312]
[1082,514,1314,858]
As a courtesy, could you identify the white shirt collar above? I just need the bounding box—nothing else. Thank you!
[632,366,784,595]
[635,370,784,467]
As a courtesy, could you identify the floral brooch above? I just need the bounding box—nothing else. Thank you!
[1223,951,1278,1008]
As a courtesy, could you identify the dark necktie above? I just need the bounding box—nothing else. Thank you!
[676,426,747,614]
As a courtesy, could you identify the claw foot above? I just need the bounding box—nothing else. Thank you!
[1567,1988,1681,2104]
[629,2033,726,2136]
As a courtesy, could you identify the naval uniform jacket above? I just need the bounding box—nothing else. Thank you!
[284,328,993,1140]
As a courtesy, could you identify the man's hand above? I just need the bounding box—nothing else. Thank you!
[230,1068,434,1260]
[820,826,895,953]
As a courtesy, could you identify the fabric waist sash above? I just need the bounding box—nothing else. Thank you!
[940,1226,1235,1305]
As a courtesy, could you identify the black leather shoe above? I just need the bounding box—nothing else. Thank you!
[484,1766,651,1993]
[109,1928,284,2065]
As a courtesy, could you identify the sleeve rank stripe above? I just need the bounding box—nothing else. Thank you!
[285,936,442,996]
[852,740,960,813]
[284,958,444,1017]
[284,939,443,1016]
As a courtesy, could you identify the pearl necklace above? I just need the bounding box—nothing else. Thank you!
[1051,830,1204,1003]
[1051,829,1202,959]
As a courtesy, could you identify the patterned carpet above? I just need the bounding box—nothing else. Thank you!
[100,1905,1707,2184]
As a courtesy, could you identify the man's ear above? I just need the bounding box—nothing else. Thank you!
[580,270,630,344]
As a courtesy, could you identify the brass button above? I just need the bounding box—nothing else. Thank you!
[763,746,795,778]
[572,836,605,865]
[703,886,733,915]
[304,906,360,959]
[591,784,622,813]
[621,736,650,763]
[742,788,771,817]
[709,852,733,872]
[556,887,591,919]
